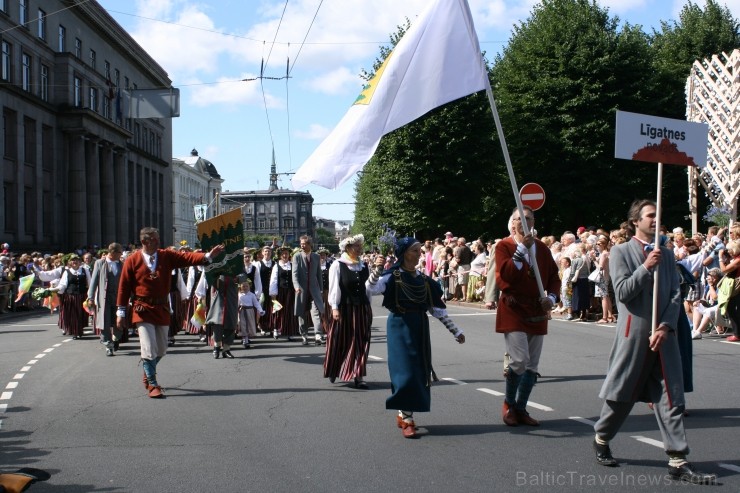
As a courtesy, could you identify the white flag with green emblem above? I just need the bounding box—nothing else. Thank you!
[291,0,487,190]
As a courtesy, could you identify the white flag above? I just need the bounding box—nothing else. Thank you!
[292,0,487,190]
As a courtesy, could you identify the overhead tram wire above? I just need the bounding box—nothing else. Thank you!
[258,0,289,160]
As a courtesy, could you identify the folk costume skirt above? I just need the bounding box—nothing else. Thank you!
[323,302,372,381]
[59,293,87,337]
[385,311,433,412]
[270,287,297,336]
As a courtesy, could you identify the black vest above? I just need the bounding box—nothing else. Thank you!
[259,262,272,294]
[277,264,292,289]
[339,262,370,306]
[65,268,87,295]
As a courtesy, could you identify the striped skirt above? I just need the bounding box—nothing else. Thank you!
[59,293,87,337]
[183,296,202,334]
[323,303,372,381]
[270,287,297,336]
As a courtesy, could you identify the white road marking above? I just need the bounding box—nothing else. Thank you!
[441,377,467,385]
[4,382,17,389]
[718,463,740,473]
[20,366,31,372]
[27,360,38,365]
[12,374,24,380]
[0,403,7,413]
[43,348,55,353]
[570,416,596,426]
[477,388,504,396]
[367,355,383,361]
[526,401,553,412]
[0,392,12,400]
[34,354,46,359]
[53,343,63,347]
[630,435,663,448]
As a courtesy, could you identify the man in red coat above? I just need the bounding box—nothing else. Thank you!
[117,227,224,398]
[495,206,560,426]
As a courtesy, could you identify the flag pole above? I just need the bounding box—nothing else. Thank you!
[459,0,545,297]
[651,162,664,336]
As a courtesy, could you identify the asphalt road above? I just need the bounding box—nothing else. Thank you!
[1,300,739,493]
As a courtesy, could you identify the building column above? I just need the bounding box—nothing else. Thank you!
[68,134,87,243]
[100,144,116,244]
[114,150,129,245]
[85,139,102,247]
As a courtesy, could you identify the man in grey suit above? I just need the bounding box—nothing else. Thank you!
[593,199,715,485]
[293,235,325,346]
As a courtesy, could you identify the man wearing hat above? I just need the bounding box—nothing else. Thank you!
[116,227,224,398]
[87,243,124,356]
[292,235,325,345]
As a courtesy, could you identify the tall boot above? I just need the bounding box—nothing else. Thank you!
[514,370,539,426]
[503,367,521,426]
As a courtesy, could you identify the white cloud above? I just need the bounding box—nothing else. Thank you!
[294,123,331,140]
[304,67,362,95]
[186,74,283,108]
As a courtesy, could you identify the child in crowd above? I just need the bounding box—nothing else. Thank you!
[238,280,265,348]
[436,252,451,301]
[474,279,486,300]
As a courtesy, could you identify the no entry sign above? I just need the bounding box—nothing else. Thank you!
[519,182,545,211]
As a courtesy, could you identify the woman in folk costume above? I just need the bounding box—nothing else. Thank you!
[184,263,206,340]
[167,251,189,346]
[317,248,333,336]
[195,271,245,359]
[255,246,275,335]
[241,247,263,341]
[238,279,265,348]
[269,246,298,340]
[56,254,91,339]
[366,238,466,438]
[324,235,372,388]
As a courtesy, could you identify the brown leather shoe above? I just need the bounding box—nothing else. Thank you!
[502,402,518,427]
[148,386,164,398]
[401,420,417,438]
[142,372,152,390]
[396,414,403,429]
[515,410,539,426]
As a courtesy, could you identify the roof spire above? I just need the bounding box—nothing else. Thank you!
[269,147,278,191]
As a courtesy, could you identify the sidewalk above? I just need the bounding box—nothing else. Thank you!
[0,305,54,323]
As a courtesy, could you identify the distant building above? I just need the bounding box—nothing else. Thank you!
[335,221,352,242]
[219,158,314,245]
[172,149,223,248]
[1,0,176,251]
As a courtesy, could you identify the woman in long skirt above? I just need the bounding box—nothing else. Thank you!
[324,235,372,388]
[56,254,90,339]
[366,238,465,438]
[269,246,297,339]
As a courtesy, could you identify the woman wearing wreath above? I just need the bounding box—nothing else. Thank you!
[324,234,372,388]
[366,237,465,438]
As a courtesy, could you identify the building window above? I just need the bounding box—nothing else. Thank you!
[104,60,110,80]
[269,219,276,229]
[245,219,253,230]
[73,76,82,107]
[19,0,27,27]
[300,217,306,228]
[21,53,30,91]
[123,75,129,89]
[258,219,266,230]
[89,87,97,112]
[301,204,307,212]
[0,0,7,13]
[258,204,265,214]
[245,205,253,215]
[58,25,65,52]
[3,108,18,160]
[89,49,96,70]
[269,203,276,214]
[284,218,294,228]
[74,38,81,58]
[23,117,35,165]
[40,64,48,101]
[37,9,46,40]
[103,95,110,119]
[1,41,10,82]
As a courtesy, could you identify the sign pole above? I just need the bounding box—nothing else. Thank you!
[651,162,664,337]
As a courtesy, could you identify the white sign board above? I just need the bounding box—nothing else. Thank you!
[615,110,708,168]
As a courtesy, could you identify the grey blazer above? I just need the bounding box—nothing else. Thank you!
[292,251,324,316]
[598,239,684,405]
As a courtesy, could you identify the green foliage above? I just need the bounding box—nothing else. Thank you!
[314,228,336,248]
[353,0,740,239]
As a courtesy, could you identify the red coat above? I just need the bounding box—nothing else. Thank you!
[117,249,208,326]
[495,237,560,335]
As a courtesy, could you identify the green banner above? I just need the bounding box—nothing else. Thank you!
[197,208,244,285]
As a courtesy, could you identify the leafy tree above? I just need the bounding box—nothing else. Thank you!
[314,227,336,249]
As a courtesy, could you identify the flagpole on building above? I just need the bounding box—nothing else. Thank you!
[458,0,545,298]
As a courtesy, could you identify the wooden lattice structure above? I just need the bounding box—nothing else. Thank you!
[686,49,739,228]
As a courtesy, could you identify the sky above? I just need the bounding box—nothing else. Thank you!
[96,0,740,222]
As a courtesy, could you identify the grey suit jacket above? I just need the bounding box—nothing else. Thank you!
[292,251,324,315]
[598,239,684,405]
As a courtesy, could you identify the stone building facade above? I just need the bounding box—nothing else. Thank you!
[1,0,174,252]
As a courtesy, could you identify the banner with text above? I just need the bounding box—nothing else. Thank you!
[615,110,708,168]
[196,208,244,284]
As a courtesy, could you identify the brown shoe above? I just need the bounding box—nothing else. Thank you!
[396,414,404,429]
[400,420,417,438]
[142,372,152,390]
[515,409,539,426]
[148,386,164,398]
[502,402,518,427]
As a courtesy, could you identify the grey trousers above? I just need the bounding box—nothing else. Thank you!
[211,323,235,347]
[595,381,689,456]
[297,300,324,338]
